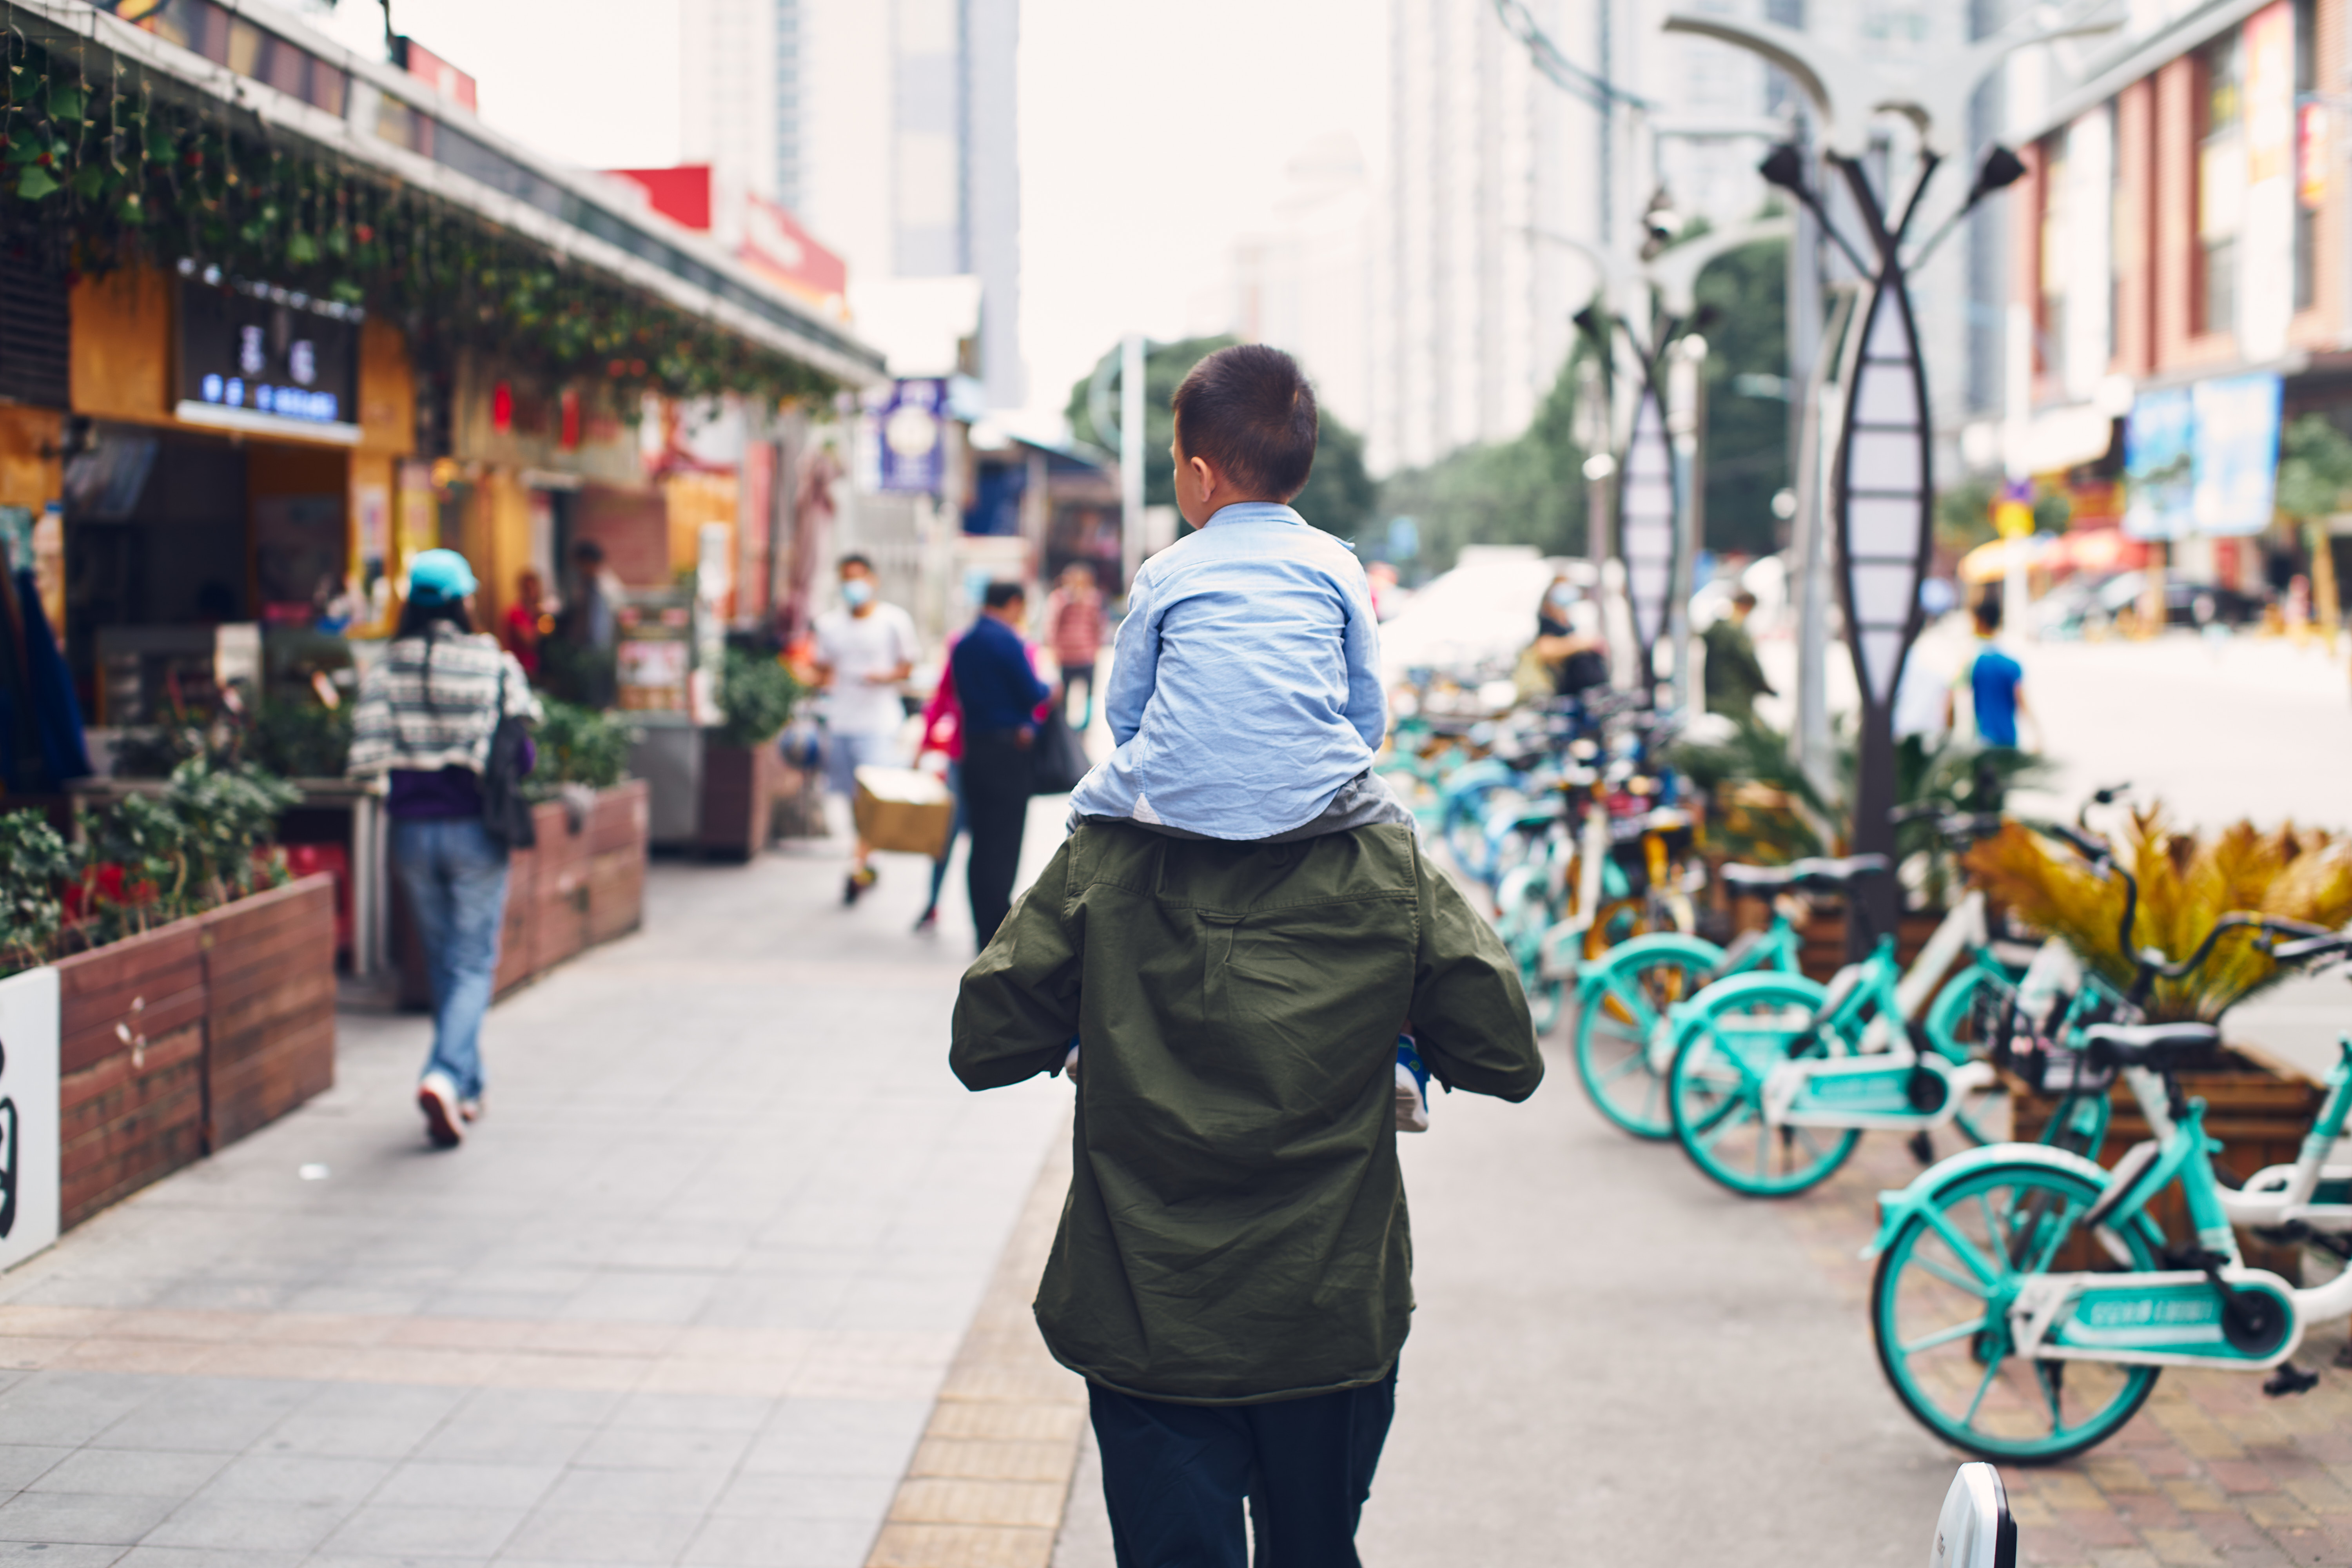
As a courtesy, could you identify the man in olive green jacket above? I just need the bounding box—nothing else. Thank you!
[952,819,1541,1566]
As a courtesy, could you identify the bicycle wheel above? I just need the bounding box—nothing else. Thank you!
[1872,1160,2161,1462]
[1495,867,1564,1036]
[1922,968,2005,1147]
[1667,976,1860,1197]
[1573,940,1720,1140]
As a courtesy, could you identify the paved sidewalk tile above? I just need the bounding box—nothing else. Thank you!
[0,824,1071,1567]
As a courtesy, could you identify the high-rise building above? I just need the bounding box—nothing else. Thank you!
[1374,0,1992,477]
[680,0,1025,409]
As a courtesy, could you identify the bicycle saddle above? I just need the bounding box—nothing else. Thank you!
[2082,1021,2221,1069]
[1720,863,1799,894]
[1789,855,1893,890]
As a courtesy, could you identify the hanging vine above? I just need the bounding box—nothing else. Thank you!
[0,25,840,408]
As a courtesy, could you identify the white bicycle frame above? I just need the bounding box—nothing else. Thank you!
[2006,1059,2352,1370]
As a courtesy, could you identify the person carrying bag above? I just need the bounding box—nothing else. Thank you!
[349,550,542,1149]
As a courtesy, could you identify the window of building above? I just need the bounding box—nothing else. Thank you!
[2198,28,2245,338]
[2040,134,2069,386]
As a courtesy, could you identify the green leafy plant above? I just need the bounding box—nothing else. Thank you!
[1965,807,2352,1022]
[0,812,73,973]
[717,648,803,749]
[248,697,354,779]
[530,700,633,794]
[0,35,836,409]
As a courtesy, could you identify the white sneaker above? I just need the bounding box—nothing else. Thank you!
[1394,1061,1430,1134]
[418,1072,463,1148]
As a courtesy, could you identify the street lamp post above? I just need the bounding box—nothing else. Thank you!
[1561,216,1793,705]
[1661,4,2109,951]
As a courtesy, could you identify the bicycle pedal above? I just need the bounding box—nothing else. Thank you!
[2262,1362,2319,1397]
[1906,1130,1935,1165]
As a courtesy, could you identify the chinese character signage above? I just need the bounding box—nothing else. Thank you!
[876,379,948,495]
[175,265,363,442]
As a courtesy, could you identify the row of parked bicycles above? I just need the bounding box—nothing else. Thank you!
[1384,701,2352,1465]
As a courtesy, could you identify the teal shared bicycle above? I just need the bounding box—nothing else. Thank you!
[1573,811,2021,1144]
[1869,830,2351,1461]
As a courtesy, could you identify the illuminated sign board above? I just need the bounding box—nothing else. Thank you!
[174,263,363,444]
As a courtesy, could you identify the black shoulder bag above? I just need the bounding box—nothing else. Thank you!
[480,661,538,849]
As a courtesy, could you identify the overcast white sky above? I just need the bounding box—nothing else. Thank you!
[297,0,1387,438]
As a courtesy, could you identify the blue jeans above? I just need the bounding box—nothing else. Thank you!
[1088,1365,1396,1568]
[393,817,511,1100]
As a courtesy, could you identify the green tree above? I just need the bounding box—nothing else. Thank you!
[1692,237,1791,557]
[2275,413,2352,633]
[1373,230,1793,576]
[1064,336,1378,537]
[1377,354,1590,573]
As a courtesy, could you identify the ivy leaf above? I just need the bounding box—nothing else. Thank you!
[45,83,82,122]
[72,162,107,200]
[16,164,57,200]
[287,231,317,265]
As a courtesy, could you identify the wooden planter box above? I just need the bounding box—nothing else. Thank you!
[2008,1042,2323,1281]
[700,739,786,860]
[1793,910,1944,982]
[397,781,649,1009]
[56,875,338,1231]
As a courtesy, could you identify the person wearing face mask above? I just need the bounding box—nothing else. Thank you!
[1534,575,1610,699]
[813,554,921,904]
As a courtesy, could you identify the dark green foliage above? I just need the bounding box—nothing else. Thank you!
[1377,354,1591,573]
[1378,233,1794,574]
[248,698,355,779]
[717,648,803,749]
[0,37,835,407]
[530,700,632,793]
[1936,475,1999,554]
[1692,238,1791,557]
[0,812,72,972]
[2276,414,2352,521]
[1673,716,2052,907]
[1063,334,1379,537]
[154,759,302,911]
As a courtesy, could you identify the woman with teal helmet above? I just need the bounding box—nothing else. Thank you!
[348,549,541,1148]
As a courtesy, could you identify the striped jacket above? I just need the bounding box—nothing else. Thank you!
[348,628,541,777]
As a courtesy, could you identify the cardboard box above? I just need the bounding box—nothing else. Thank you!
[852,766,955,858]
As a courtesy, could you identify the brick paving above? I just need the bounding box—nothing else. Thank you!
[0,826,1072,1568]
[1783,1129,2352,1568]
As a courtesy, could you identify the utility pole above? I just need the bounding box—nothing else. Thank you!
[1666,334,1705,714]
[1118,333,1146,601]
[1664,3,2106,949]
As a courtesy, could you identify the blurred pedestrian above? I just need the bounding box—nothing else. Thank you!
[912,648,967,935]
[502,568,544,676]
[1534,573,1610,699]
[813,554,920,905]
[349,549,541,1149]
[1701,589,1775,724]
[949,581,1049,948]
[553,539,621,708]
[1947,595,2036,751]
[1042,562,1105,730]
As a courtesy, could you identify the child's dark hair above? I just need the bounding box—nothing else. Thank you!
[982,580,1026,610]
[1973,595,2002,633]
[1170,344,1318,501]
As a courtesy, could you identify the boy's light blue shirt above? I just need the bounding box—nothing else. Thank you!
[1067,501,1386,840]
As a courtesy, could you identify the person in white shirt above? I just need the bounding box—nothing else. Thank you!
[812,554,920,904]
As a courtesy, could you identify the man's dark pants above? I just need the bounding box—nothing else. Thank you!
[962,728,1034,947]
[1088,1368,1397,1568]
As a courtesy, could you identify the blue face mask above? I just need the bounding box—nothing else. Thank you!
[842,578,875,608]
[1548,585,1577,609]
